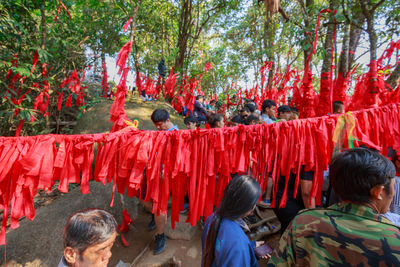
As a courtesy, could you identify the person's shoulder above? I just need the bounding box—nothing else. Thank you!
[219,219,247,240]
[295,208,329,219]
[57,256,68,267]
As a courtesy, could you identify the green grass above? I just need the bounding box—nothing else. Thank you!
[73,94,187,134]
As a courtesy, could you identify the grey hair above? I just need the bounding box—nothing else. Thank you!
[63,209,117,254]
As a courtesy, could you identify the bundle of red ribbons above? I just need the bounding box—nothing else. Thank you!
[1,103,400,245]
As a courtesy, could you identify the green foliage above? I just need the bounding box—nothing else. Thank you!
[1,0,399,136]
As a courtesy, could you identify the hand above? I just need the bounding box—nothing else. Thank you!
[262,254,271,260]
[256,241,264,247]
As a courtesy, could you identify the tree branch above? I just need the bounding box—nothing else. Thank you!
[342,0,366,31]
[372,0,386,12]
[278,7,304,29]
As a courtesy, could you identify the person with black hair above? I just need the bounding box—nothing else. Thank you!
[140,108,178,255]
[184,115,197,130]
[244,102,257,113]
[261,100,276,124]
[277,105,292,122]
[290,107,299,120]
[267,148,400,266]
[206,100,216,111]
[194,95,207,122]
[272,166,314,234]
[207,113,224,128]
[245,114,261,125]
[59,209,117,267]
[240,106,251,120]
[231,114,245,126]
[202,175,266,267]
[332,100,344,114]
[151,108,178,131]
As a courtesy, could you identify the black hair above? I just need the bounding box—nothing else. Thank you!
[196,95,204,100]
[277,105,291,116]
[240,106,251,113]
[332,101,344,113]
[290,106,299,114]
[245,114,260,125]
[184,115,197,125]
[203,175,261,267]
[210,100,216,104]
[244,102,256,113]
[231,115,245,125]
[207,113,224,128]
[63,209,117,254]
[261,99,276,113]
[151,108,170,123]
[329,147,396,204]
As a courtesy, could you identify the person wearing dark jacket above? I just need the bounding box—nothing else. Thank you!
[194,95,207,122]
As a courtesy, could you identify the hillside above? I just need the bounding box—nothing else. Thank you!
[73,93,187,134]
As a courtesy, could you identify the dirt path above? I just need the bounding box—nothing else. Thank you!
[0,96,281,266]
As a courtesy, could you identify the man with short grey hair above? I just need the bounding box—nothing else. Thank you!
[59,209,118,267]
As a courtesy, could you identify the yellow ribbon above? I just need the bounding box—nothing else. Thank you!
[333,112,357,154]
[124,119,139,129]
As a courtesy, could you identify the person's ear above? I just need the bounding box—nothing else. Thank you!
[64,247,78,265]
[370,185,384,200]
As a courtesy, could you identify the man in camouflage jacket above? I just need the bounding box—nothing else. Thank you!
[267,148,400,266]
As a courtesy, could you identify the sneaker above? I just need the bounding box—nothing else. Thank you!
[180,203,189,214]
[147,214,156,231]
[154,233,166,255]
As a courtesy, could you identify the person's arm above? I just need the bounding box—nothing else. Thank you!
[300,170,315,209]
[300,180,315,209]
[266,225,296,266]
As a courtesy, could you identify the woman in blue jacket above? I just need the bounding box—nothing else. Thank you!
[202,175,261,267]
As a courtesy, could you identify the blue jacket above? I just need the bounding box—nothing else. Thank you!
[201,213,258,267]
[194,100,207,117]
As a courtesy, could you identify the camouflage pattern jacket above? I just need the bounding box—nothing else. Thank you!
[267,202,400,266]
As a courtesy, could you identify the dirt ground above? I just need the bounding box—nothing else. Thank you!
[0,95,281,266]
[0,182,280,267]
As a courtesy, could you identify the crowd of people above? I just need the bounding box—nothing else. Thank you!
[57,100,400,267]
[187,97,345,129]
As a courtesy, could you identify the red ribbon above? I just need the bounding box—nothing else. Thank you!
[54,0,72,22]
[0,103,400,245]
[116,42,132,75]
[123,17,132,32]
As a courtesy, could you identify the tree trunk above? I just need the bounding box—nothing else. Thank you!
[263,18,277,89]
[302,0,314,70]
[337,24,350,77]
[130,0,142,72]
[175,0,193,73]
[333,9,363,103]
[386,63,400,90]
[360,0,385,107]
[300,0,315,117]
[317,0,337,116]
[347,12,364,70]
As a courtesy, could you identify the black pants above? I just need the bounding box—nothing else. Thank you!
[273,197,305,235]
